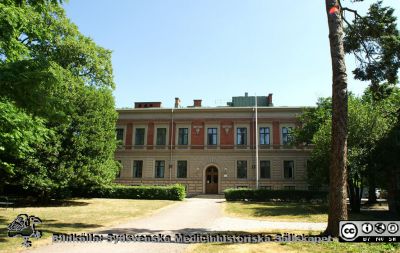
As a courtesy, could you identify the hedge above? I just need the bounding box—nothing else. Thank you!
[87,184,186,200]
[224,188,328,202]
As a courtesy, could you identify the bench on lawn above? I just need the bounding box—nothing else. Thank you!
[0,196,14,210]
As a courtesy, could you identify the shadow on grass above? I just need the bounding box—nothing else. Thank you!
[349,210,399,221]
[11,199,90,208]
[42,221,102,229]
[0,215,102,240]
[238,202,328,218]
[39,221,103,234]
[234,201,397,221]
[0,227,8,242]
[0,216,12,242]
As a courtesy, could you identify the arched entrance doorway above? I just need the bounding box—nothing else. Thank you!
[205,166,218,194]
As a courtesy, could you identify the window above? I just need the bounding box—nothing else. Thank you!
[284,160,294,179]
[237,186,248,189]
[260,160,271,179]
[236,128,247,145]
[177,160,187,178]
[260,186,272,190]
[132,160,143,178]
[178,128,188,145]
[237,160,247,179]
[284,186,295,190]
[155,160,165,178]
[135,128,145,145]
[156,128,167,145]
[116,128,124,142]
[207,128,217,145]
[259,127,270,145]
[282,127,293,145]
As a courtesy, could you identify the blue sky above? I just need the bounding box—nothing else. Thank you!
[64,0,400,108]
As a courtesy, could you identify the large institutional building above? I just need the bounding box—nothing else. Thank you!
[115,93,312,195]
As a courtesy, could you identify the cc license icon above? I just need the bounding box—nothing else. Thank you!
[341,223,358,240]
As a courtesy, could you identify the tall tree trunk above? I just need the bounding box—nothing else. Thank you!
[367,163,378,204]
[387,167,399,216]
[324,0,349,237]
[348,179,361,213]
[355,184,361,213]
[367,183,377,204]
[348,181,355,210]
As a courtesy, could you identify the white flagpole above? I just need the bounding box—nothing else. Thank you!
[255,94,259,189]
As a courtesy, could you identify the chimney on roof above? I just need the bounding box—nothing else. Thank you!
[134,102,162,108]
[267,93,273,106]
[174,97,180,108]
[193,99,202,107]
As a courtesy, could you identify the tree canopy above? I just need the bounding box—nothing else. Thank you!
[295,90,400,212]
[322,0,400,235]
[343,1,400,99]
[0,0,119,199]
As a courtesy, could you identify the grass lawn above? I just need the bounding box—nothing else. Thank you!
[211,202,400,252]
[186,230,400,253]
[223,201,328,222]
[187,240,400,253]
[224,201,397,223]
[0,198,176,253]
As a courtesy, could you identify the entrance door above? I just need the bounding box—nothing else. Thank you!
[205,167,218,194]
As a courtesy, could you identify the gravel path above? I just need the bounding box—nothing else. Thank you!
[22,196,327,253]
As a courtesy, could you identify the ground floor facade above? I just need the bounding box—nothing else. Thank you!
[115,149,311,195]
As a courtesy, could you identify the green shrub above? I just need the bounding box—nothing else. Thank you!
[224,188,328,202]
[87,184,186,200]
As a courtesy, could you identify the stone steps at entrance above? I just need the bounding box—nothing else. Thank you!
[190,194,225,199]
